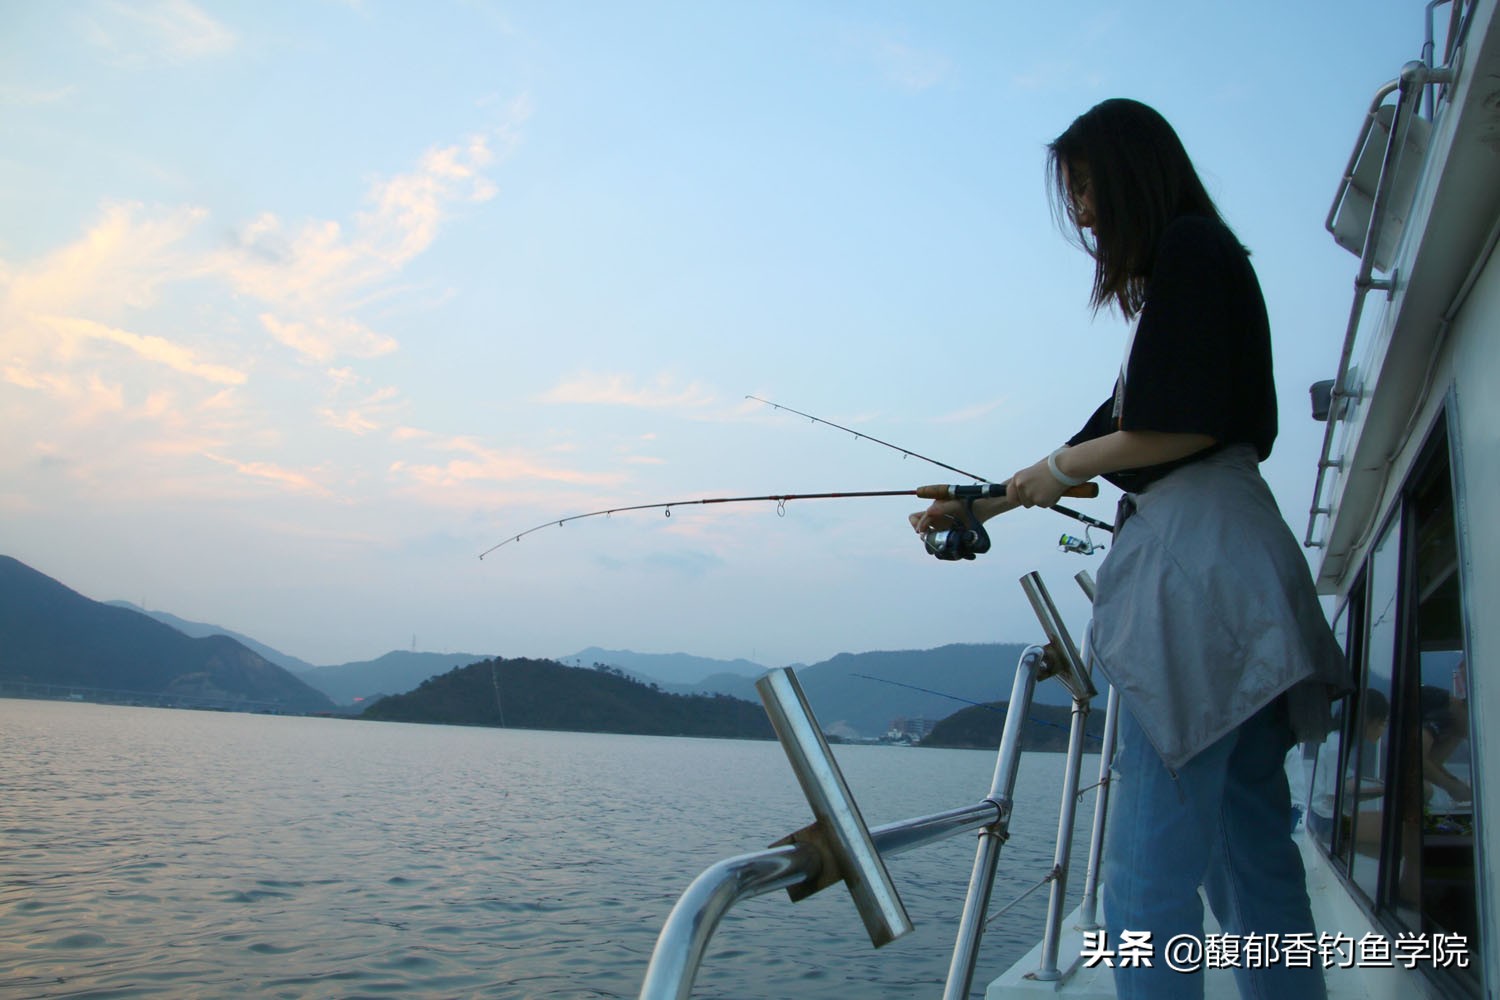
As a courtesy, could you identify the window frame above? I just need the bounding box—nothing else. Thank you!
[1309,409,1479,996]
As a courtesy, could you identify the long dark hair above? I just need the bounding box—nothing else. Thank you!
[1047,98,1230,317]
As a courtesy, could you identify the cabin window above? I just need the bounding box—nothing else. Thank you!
[1309,582,1373,870]
[1310,420,1478,991]
[1349,513,1401,900]
[1387,432,1477,988]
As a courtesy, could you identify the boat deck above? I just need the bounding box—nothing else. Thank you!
[986,834,1394,999]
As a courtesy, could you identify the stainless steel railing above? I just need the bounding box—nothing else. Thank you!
[1305,57,1455,549]
[1012,570,1098,985]
[640,570,1116,999]
[940,642,1047,1000]
[1073,570,1116,934]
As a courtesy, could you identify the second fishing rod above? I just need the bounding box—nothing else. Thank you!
[747,395,1115,544]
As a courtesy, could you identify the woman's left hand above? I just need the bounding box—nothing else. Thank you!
[1008,456,1069,509]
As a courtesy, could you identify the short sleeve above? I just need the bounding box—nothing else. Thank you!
[1068,396,1117,448]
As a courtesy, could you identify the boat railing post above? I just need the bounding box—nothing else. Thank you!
[944,570,1096,999]
[1071,570,1114,933]
[1034,685,1091,980]
[1023,572,1095,982]
[941,641,1046,1000]
[1077,683,1118,933]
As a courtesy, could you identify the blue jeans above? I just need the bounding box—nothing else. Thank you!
[1104,698,1325,1000]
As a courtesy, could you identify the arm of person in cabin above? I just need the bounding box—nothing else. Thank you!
[1422,749,1473,802]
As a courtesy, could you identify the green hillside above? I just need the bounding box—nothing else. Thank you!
[361,657,774,739]
[0,555,333,713]
[922,699,1108,751]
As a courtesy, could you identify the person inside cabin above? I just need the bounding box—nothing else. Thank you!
[1419,683,1472,804]
[911,98,1352,1000]
[1308,689,1388,850]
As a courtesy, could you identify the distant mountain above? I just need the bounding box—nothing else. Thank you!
[0,556,333,713]
[298,651,495,705]
[28,564,1079,735]
[789,643,1073,739]
[105,601,319,673]
[660,671,761,702]
[565,643,1075,739]
[362,657,773,740]
[559,647,769,685]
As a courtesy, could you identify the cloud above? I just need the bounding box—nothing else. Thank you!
[1011,59,1106,93]
[319,384,402,436]
[317,379,403,436]
[3,364,69,395]
[3,364,127,423]
[83,0,236,67]
[41,315,246,384]
[873,39,953,91]
[201,451,333,497]
[358,136,500,266]
[319,408,380,436]
[259,313,397,363]
[4,201,208,323]
[222,114,527,316]
[840,26,953,92]
[931,397,1008,423]
[0,85,76,107]
[391,435,622,489]
[2,108,530,510]
[541,372,716,409]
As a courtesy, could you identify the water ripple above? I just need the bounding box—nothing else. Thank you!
[1,699,1094,999]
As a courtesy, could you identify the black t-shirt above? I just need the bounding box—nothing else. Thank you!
[1067,214,1277,492]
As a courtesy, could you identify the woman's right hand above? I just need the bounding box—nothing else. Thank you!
[909,495,1012,535]
[909,500,967,535]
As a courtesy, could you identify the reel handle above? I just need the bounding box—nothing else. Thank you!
[915,482,1099,501]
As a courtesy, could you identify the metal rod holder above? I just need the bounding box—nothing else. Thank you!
[755,667,913,948]
[642,571,1102,999]
[1021,571,1096,702]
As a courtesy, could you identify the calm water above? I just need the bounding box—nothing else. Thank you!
[0,700,1098,999]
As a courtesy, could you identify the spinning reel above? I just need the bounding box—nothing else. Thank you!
[1058,529,1104,556]
[922,497,991,561]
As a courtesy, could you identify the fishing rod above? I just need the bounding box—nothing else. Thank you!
[748,395,1114,537]
[746,395,989,484]
[477,481,1098,560]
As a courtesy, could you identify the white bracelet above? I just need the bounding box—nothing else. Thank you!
[1047,447,1087,488]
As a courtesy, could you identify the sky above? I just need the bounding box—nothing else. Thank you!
[0,1,1428,669]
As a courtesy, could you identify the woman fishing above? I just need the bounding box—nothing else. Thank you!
[911,98,1350,1000]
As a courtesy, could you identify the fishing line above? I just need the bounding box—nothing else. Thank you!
[746,395,988,484]
[850,672,1005,715]
[748,395,1113,536]
[852,672,1101,743]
